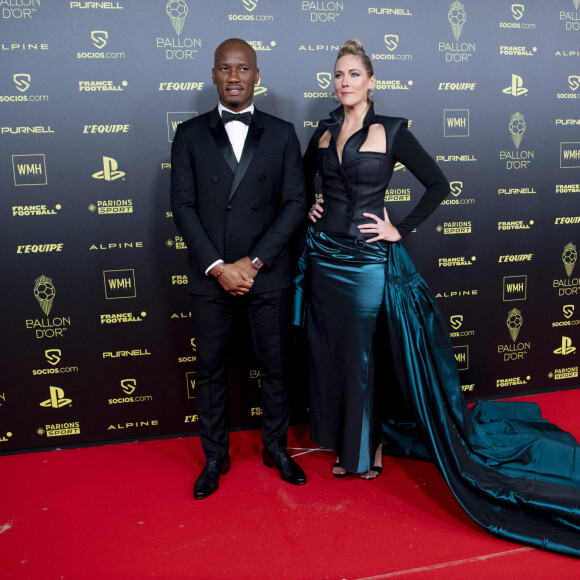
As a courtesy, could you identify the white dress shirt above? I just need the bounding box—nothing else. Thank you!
[218,103,254,162]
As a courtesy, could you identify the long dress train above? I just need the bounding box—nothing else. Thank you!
[294,238,580,557]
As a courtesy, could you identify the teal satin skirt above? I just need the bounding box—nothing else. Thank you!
[293,227,580,557]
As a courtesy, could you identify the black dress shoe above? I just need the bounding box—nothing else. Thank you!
[263,448,307,486]
[193,453,231,500]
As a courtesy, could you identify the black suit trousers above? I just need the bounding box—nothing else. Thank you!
[190,288,291,461]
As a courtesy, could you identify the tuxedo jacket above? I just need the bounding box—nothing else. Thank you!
[171,106,306,295]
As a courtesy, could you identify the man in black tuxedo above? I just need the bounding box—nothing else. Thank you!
[171,38,307,499]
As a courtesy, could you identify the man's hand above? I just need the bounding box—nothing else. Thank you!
[210,260,255,296]
[232,257,259,281]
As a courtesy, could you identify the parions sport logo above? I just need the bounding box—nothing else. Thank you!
[88,199,133,214]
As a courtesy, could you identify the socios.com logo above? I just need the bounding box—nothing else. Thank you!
[121,378,137,395]
[569,75,580,91]
[243,0,258,11]
[13,73,31,92]
[450,314,463,330]
[384,34,399,52]
[511,3,524,20]
[450,181,463,196]
[317,72,331,90]
[45,349,62,366]
[91,30,108,49]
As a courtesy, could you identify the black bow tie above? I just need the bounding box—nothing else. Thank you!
[221,110,252,125]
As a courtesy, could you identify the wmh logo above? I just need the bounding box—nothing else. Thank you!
[453,345,469,370]
[167,112,196,142]
[103,269,136,299]
[12,154,47,186]
[444,109,469,137]
[503,275,527,301]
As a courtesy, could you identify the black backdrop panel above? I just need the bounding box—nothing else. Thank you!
[1,0,579,453]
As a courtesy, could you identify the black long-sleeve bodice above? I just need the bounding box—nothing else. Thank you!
[303,104,450,239]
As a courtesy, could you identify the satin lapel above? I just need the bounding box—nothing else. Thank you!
[208,108,237,176]
[227,120,264,202]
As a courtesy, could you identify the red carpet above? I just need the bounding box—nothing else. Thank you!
[0,390,578,579]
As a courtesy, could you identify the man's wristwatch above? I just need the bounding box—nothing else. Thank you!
[250,256,264,270]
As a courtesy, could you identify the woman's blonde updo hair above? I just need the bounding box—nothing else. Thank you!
[336,39,374,79]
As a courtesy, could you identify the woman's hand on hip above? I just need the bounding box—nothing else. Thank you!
[358,208,402,243]
[308,198,324,223]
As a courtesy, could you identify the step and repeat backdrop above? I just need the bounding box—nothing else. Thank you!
[1,0,579,454]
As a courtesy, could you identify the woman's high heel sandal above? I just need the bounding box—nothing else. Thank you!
[332,461,350,478]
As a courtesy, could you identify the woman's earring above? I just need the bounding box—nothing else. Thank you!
[330,90,340,104]
[368,88,374,99]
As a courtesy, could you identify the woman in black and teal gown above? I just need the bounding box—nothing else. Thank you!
[294,39,580,557]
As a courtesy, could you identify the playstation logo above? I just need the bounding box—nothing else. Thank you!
[384,35,399,52]
[554,336,576,355]
[503,74,528,96]
[253,78,267,97]
[92,156,125,181]
[40,386,72,408]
